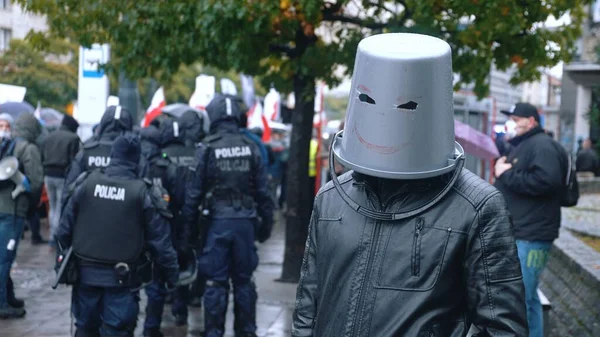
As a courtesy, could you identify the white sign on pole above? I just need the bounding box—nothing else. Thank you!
[594,0,600,23]
[0,83,27,104]
[76,44,110,125]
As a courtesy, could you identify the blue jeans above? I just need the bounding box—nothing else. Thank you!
[45,176,65,245]
[0,213,24,308]
[516,240,552,337]
[72,284,140,336]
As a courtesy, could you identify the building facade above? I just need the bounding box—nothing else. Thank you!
[560,2,600,153]
[0,0,47,51]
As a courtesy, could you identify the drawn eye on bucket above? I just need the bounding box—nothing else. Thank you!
[358,93,376,105]
[396,101,418,110]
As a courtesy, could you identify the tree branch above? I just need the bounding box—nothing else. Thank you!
[269,44,297,58]
[321,13,387,29]
[372,0,398,16]
[321,0,412,30]
[323,1,343,15]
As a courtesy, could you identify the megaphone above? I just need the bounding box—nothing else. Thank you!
[0,156,27,199]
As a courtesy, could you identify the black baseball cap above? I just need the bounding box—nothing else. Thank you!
[501,103,540,123]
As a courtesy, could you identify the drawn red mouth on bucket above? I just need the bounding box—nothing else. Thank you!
[353,124,412,155]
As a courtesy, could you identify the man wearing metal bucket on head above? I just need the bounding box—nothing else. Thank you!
[292,33,527,337]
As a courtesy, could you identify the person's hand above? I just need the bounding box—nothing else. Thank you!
[22,176,31,192]
[494,156,512,178]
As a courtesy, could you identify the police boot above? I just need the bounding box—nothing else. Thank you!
[74,328,100,337]
[204,280,229,337]
[189,276,204,308]
[232,280,257,337]
[143,301,165,335]
[0,307,26,319]
[142,328,164,337]
[7,276,24,308]
[174,313,187,327]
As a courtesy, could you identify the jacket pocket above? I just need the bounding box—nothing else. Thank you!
[375,217,453,291]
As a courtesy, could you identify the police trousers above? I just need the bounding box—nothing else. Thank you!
[143,280,188,330]
[199,218,259,337]
[72,283,139,337]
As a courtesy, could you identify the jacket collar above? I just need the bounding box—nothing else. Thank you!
[210,120,239,134]
[105,158,138,178]
[351,172,442,207]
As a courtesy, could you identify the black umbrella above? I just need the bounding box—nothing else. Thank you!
[162,103,210,134]
[162,103,197,118]
[0,101,35,118]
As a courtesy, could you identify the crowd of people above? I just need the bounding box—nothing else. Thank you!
[0,94,281,337]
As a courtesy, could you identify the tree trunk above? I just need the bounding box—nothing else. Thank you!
[278,73,315,283]
[118,72,142,123]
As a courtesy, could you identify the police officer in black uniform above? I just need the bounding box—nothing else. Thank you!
[161,119,196,169]
[182,94,274,337]
[64,105,133,188]
[178,109,208,148]
[139,126,189,336]
[56,133,179,337]
[160,116,205,309]
[176,108,208,307]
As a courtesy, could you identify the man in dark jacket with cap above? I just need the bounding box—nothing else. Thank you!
[63,105,133,195]
[139,126,189,336]
[56,133,179,337]
[41,115,80,247]
[183,94,274,337]
[494,102,566,337]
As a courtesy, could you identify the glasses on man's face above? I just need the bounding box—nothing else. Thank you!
[0,122,10,131]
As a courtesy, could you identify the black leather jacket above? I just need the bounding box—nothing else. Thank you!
[292,169,527,337]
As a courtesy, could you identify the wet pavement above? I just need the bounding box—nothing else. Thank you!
[2,214,296,337]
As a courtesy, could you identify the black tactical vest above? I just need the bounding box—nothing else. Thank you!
[73,172,146,264]
[82,140,113,171]
[205,133,256,201]
[162,144,196,169]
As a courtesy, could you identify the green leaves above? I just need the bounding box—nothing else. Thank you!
[0,38,78,111]
[14,0,591,99]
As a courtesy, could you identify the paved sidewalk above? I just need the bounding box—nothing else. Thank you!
[2,215,296,337]
[561,194,600,238]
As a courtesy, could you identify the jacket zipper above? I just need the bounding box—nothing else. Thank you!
[412,218,424,276]
[352,196,384,337]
